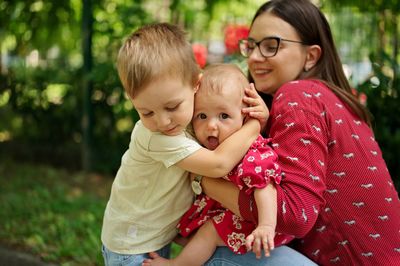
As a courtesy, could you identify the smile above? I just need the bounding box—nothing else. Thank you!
[254,69,271,75]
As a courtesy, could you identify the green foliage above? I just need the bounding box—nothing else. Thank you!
[0,0,146,173]
[321,0,400,13]
[0,161,112,265]
[0,0,80,55]
[358,51,400,190]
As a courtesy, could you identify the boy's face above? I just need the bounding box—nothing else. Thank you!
[192,83,244,150]
[132,77,195,136]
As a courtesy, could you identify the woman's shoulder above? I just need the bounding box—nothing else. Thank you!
[275,79,330,97]
[273,79,337,108]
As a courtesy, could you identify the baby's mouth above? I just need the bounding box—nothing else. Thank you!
[207,136,219,150]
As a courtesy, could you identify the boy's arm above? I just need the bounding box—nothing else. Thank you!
[176,118,260,177]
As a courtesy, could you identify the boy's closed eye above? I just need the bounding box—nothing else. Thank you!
[142,111,154,117]
[165,103,180,112]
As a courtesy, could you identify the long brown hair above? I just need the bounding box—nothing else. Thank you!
[250,0,372,126]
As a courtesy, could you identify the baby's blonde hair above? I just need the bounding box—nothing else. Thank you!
[198,63,249,100]
[117,23,200,99]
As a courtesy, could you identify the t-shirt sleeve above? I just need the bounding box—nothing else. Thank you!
[146,132,201,168]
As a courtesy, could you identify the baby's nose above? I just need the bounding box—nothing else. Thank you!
[207,119,218,130]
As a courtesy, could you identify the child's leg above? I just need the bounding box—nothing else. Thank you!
[142,220,224,266]
[174,220,224,265]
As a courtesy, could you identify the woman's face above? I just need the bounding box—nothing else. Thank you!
[247,13,308,95]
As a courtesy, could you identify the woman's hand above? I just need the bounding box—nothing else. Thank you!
[242,83,269,133]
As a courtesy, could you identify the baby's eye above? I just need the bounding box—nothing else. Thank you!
[220,113,229,119]
[198,113,207,120]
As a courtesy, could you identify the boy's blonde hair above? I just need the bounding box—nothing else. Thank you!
[117,23,200,99]
[198,63,249,98]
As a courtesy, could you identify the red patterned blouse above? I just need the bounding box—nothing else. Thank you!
[239,79,400,265]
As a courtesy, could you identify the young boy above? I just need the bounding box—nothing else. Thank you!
[142,64,293,266]
[101,24,263,266]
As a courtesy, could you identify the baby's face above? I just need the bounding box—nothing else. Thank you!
[132,76,195,136]
[192,85,244,150]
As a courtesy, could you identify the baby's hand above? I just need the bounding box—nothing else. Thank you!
[245,224,275,259]
[242,83,269,133]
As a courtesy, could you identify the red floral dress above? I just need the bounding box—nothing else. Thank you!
[177,135,293,254]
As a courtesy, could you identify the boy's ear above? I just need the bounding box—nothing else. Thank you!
[194,73,203,93]
[304,45,321,72]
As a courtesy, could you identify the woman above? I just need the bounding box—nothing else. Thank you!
[203,0,400,265]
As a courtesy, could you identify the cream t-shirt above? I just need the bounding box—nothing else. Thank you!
[101,121,201,254]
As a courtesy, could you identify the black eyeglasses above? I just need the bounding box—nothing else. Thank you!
[239,36,306,58]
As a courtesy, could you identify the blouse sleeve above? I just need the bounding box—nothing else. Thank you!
[240,81,329,238]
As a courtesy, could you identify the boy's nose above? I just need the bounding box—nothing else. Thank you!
[157,114,171,127]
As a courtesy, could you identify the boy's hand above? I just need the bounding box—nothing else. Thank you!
[242,83,269,133]
[245,224,275,259]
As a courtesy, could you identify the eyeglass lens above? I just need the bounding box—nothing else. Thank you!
[240,38,279,58]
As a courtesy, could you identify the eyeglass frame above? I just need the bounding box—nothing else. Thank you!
[239,36,307,58]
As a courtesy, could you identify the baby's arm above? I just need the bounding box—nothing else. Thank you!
[176,118,260,177]
[245,183,277,258]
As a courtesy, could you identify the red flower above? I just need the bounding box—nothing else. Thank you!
[224,25,249,55]
[192,43,208,68]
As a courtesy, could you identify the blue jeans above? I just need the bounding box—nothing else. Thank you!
[205,246,318,266]
[101,244,171,266]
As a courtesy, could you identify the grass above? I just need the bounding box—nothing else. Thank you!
[0,160,112,265]
[0,160,182,265]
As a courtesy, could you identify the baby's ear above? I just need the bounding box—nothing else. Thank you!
[194,73,203,93]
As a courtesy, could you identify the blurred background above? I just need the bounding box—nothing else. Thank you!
[0,0,399,265]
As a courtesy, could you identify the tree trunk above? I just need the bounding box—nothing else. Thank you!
[82,0,93,172]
